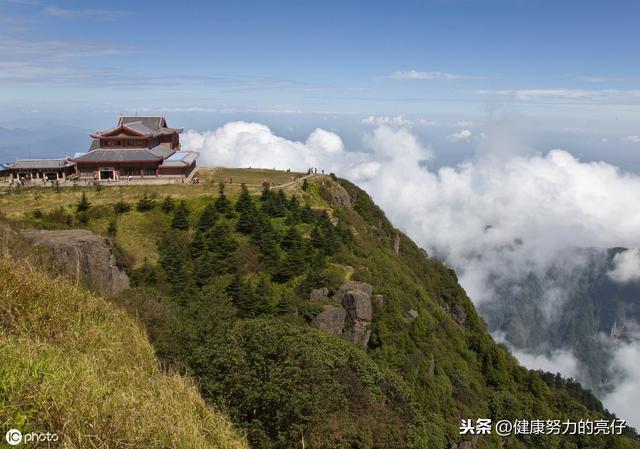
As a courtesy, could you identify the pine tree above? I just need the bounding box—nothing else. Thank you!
[197,203,217,231]
[260,185,274,215]
[300,204,314,223]
[208,222,238,272]
[235,184,253,213]
[252,275,275,316]
[272,190,288,217]
[161,195,176,213]
[76,191,91,212]
[192,251,221,287]
[136,192,156,212]
[280,226,302,252]
[171,200,190,230]
[158,230,191,297]
[214,182,231,214]
[106,217,118,237]
[190,229,207,259]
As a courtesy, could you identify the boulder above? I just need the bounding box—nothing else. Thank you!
[342,290,373,347]
[334,281,373,300]
[372,294,384,314]
[408,309,419,320]
[22,229,129,296]
[311,305,346,336]
[310,287,329,301]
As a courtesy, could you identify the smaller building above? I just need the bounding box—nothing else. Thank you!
[6,159,76,181]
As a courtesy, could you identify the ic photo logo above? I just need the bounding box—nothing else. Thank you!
[5,428,59,446]
[5,429,22,446]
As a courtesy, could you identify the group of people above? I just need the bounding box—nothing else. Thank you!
[306,167,325,175]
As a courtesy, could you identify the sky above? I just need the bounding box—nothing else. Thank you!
[1,0,640,169]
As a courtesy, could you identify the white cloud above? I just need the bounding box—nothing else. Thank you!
[478,88,640,105]
[362,115,414,126]
[608,249,640,283]
[622,135,640,143]
[42,6,127,19]
[361,115,438,127]
[447,129,472,142]
[389,70,487,80]
[182,121,362,173]
[604,338,640,429]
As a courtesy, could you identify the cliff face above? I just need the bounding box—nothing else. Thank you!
[479,247,640,392]
[22,229,129,296]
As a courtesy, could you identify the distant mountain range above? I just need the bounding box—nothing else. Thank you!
[479,247,640,394]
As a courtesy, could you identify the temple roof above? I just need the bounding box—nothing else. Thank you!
[70,149,164,163]
[159,151,199,167]
[9,159,73,169]
[92,116,183,138]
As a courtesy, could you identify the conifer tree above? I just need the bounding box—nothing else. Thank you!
[76,191,91,212]
[136,192,156,212]
[214,182,231,214]
[197,203,217,231]
[106,217,118,237]
[161,195,175,213]
[190,229,207,259]
[300,204,314,223]
[235,185,257,234]
[235,184,253,213]
[158,230,191,296]
[171,200,190,230]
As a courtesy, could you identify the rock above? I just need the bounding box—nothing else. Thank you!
[334,281,373,300]
[310,287,329,301]
[443,303,468,326]
[342,290,373,347]
[372,294,384,314]
[311,305,346,336]
[408,309,419,320]
[326,182,352,209]
[393,233,400,254]
[22,229,129,296]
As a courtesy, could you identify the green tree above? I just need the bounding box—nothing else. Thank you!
[197,203,218,231]
[171,200,190,230]
[158,230,192,298]
[214,182,231,214]
[76,191,91,212]
[160,195,176,213]
[136,192,156,212]
[106,217,118,237]
[113,200,131,214]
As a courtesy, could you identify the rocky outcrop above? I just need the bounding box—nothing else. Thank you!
[321,181,352,209]
[310,287,329,301]
[22,229,129,296]
[311,306,346,337]
[443,303,467,326]
[310,281,376,348]
[372,294,384,314]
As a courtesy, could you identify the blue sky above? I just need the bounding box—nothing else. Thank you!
[1,0,640,167]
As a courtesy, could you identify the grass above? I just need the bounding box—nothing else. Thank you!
[0,227,248,449]
[0,168,316,221]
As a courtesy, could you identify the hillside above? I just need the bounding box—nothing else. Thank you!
[1,168,639,449]
[0,222,248,448]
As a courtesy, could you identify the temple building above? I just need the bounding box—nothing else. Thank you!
[69,116,198,180]
[6,159,76,181]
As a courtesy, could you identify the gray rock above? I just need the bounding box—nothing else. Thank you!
[334,281,373,301]
[327,182,352,209]
[342,290,373,348]
[393,233,400,254]
[372,294,384,314]
[311,305,346,336]
[22,229,129,296]
[310,287,329,301]
[408,308,419,320]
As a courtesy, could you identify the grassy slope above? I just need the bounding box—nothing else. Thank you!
[0,226,247,449]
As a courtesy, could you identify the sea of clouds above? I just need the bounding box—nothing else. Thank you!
[183,120,640,428]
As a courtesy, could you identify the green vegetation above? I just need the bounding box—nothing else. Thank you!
[0,223,248,449]
[1,170,638,449]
